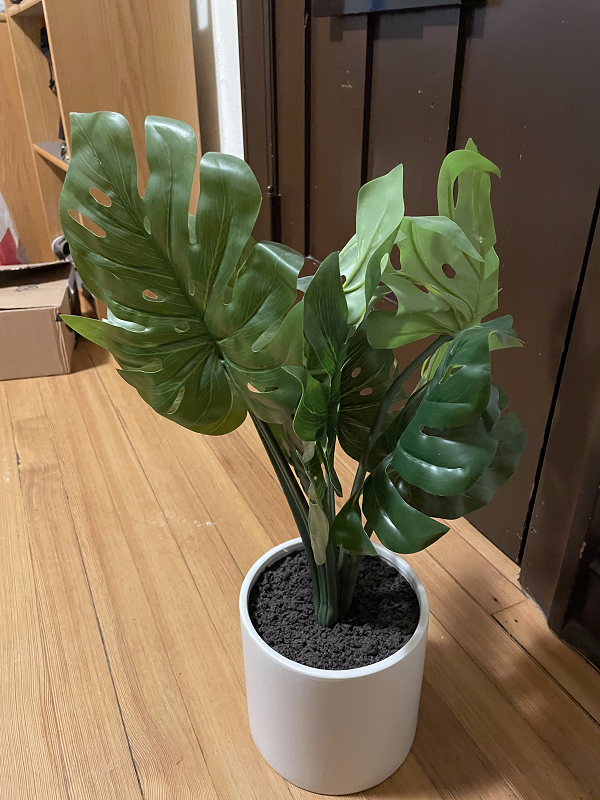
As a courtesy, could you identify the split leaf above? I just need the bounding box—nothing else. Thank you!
[60,112,303,435]
[367,140,501,350]
[363,455,449,553]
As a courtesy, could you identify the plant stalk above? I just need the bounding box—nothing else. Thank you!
[251,414,320,609]
[316,461,339,627]
[338,549,363,617]
[316,542,339,627]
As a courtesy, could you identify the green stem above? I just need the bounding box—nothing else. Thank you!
[338,550,362,616]
[288,447,312,494]
[251,415,320,609]
[312,443,339,627]
[316,542,339,627]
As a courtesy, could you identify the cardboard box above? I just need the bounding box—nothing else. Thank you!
[0,261,77,381]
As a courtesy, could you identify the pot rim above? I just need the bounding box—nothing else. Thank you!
[239,538,429,680]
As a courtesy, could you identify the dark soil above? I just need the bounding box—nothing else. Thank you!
[248,550,420,670]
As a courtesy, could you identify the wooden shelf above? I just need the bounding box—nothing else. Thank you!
[9,12,63,145]
[33,141,68,172]
[0,0,200,264]
[0,9,52,260]
[7,0,43,18]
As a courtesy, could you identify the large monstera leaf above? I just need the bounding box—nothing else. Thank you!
[362,381,526,551]
[334,317,526,556]
[391,318,523,496]
[367,140,501,349]
[60,112,303,435]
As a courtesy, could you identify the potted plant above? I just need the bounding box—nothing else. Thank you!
[60,112,526,796]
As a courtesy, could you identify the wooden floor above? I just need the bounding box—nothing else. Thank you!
[1,340,600,800]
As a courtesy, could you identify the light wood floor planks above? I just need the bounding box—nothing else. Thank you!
[1,339,599,800]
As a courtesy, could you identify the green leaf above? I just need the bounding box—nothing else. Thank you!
[438,139,501,261]
[297,275,314,294]
[391,319,516,495]
[283,367,329,442]
[418,340,450,387]
[329,499,377,556]
[304,252,348,377]
[397,410,527,519]
[60,112,303,435]
[340,164,404,327]
[404,215,484,261]
[307,483,329,565]
[394,418,498,496]
[316,441,343,498]
[285,253,349,443]
[366,141,501,350]
[363,455,449,554]
[367,268,461,350]
[338,325,395,462]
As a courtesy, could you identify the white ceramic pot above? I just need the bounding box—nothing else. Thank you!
[239,538,429,795]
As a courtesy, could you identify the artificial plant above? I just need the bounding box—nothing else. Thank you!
[61,112,526,627]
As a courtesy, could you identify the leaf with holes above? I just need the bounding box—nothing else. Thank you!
[337,324,395,462]
[60,112,303,434]
[367,140,501,349]
[391,318,521,496]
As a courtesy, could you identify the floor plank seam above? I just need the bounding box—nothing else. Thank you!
[490,611,600,735]
[428,611,593,800]
[28,537,74,800]
[39,374,148,798]
[61,483,147,800]
[451,526,522,589]
[427,549,525,616]
[491,599,528,619]
[413,676,521,799]
[100,379,255,774]
[166,442,247,582]
[201,433,286,551]
[7,398,75,800]
[439,526,525,589]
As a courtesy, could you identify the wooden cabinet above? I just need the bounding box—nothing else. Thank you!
[0,8,53,261]
[0,0,200,262]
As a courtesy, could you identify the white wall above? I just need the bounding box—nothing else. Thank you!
[189,0,244,159]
